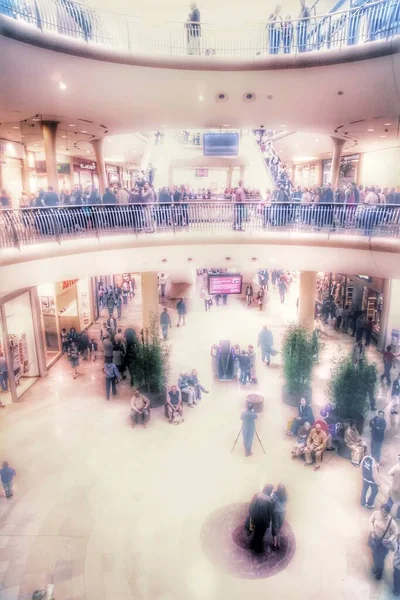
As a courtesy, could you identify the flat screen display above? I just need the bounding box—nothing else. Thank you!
[203,133,240,157]
[196,168,209,177]
[208,274,242,295]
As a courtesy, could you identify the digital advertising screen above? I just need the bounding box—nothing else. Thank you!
[208,274,242,295]
[203,132,240,157]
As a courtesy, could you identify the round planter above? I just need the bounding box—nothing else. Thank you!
[139,386,165,408]
[281,384,312,407]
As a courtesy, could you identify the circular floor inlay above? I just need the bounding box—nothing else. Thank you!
[201,503,296,579]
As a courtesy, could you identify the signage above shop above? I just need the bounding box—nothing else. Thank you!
[74,158,97,171]
[0,138,25,160]
[35,160,71,174]
[62,279,79,290]
[357,275,372,282]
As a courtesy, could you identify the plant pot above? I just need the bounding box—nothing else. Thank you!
[139,386,165,408]
[282,384,312,407]
[329,409,365,436]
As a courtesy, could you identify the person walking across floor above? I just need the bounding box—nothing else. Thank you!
[352,340,365,368]
[369,504,397,580]
[0,461,16,498]
[159,273,167,298]
[160,307,172,340]
[369,411,386,464]
[360,452,380,509]
[278,277,287,303]
[391,373,400,415]
[176,298,187,327]
[241,403,257,457]
[104,361,121,400]
[365,316,374,347]
[245,283,253,306]
[258,325,274,365]
[381,345,400,386]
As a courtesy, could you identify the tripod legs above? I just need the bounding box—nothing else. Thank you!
[231,427,266,454]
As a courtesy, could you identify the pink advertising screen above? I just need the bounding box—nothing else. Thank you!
[208,275,242,295]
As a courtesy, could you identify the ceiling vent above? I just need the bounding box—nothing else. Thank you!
[216,93,228,102]
[244,93,256,102]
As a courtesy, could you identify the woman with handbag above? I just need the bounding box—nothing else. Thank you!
[369,504,397,580]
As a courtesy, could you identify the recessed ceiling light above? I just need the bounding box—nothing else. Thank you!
[160,124,167,127]
[381,135,386,138]
[12,126,19,129]
[32,118,40,122]
[280,124,286,127]
[316,139,320,142]
[61,135,66,138]
[59,82,67,90]
[81,130,87,133]
[384,122,391,126]
[367,128,374,132]
[86,150,91,153]
[198,95,204,102]
[295,145,299,148]
[69,124,76,127]
[222,124,230,127]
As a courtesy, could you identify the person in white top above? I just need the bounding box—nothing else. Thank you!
[234,181,246,231]
[364,187,379,205]
[159,273,167,298]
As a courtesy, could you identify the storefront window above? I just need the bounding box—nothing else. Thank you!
[0,315,12,405]
[37,283,60,366]
[4,292,39,399]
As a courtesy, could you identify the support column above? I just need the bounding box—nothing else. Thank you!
[21,146,31,196]
[141,272,159,336]
[41,121,59,191]
[329,137,346,189]
[91,138,107,195]
[298,271,317,331]
[378,279,391,351]
[239,165,245,182]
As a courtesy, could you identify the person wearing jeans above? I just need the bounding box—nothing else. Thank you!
[370,411,386,463]
[360,454,380,508]
[381,345,400,386]
[160,308,172,340]
[178,372,197,406]
[0,352,8,393]
[104,362,121,400]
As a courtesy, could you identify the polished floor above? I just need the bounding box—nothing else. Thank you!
[0,275,398,600]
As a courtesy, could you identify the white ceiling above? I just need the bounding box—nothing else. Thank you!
[0,35,399,164]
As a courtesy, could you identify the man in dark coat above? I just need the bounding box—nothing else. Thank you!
[247,484,274,553]
[288,397,314,436]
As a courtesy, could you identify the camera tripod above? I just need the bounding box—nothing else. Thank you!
[231,427,265,454]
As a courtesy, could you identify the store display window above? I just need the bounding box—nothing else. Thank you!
[37,283,60,366]
[4,292,39,399]
[0,315,12,405]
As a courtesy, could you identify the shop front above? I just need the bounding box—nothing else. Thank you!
[0,289,45,404]
[106,164,121,187]
[322,154,360,188]
[37,278,93,368]
[0,138,24,208]
[34,157,72,194]
[73,158,99,190]
[292,161,321,189]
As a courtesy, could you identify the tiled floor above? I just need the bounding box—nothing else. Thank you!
[0,274,398,600]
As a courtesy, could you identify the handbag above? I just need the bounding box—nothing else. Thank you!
[368,517,393,550]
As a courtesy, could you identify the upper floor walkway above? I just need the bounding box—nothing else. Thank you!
[1,0,399,67]
[1,202,400,296]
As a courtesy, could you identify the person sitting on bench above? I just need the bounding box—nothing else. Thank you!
[344,420,367,467]
[304,423,327,471]
[178,372,197,406]
[188,368,209,400]
[165,385,183,423]
[287,398,314,436]
[130,389,150,428]
[291,421,311,459]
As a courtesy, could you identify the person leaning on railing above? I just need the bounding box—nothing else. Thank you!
[186,1,201,55]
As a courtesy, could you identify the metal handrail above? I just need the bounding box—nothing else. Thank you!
[1,202,399,247]
[0,0,398,57]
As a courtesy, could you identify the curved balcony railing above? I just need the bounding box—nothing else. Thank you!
[0,0,399,57]
[1,202,400,248]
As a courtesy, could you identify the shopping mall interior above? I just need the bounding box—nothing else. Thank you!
[0,0,400,598]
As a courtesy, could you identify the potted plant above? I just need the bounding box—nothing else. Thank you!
[326,350,375,434]
[282,323,320,406]
[128,313,170,408]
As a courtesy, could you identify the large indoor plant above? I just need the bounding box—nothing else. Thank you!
[326,350,375,434]
[282,323,320,406]
[128,313,170,407]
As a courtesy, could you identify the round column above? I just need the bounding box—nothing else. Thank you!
[91,138,107,195]
[329,137,346,190]
[298,271,317,331]
[41,121,59,192]
[141,272,159,336]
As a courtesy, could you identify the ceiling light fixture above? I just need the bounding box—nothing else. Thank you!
[384,122,391,126]
[316,139,320,142]
[62,135,66,138]
[12,126,19,129]
[32,118,40,122]
[81,130,87,133]
[367,128,374,132]
[59,82,67,90]
[69,124,76,127]
[381,135,386,138]
[198,95,204,102]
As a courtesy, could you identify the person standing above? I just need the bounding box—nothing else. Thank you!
[278,277,287,303]
[234,180,246,231]
[391,533,400,596]
[366,364,377,410]
[241,403,257,457]
[44,186,59,207]
[159,273,167,298]
[0,461,16,498]
[245,283,253,306]
[369,411,386,464]
[160,307,172,340]
[267,5,282,54]
[381,345,400,386]
[117,185,129,206]
[258,325,274,365]
[115,294,123,320]
[176,298,187,327]
[247,485,274,553]
[186,1,201,55]
[297,0,311,52]
[361,453,380,508]
[352,340,365,367]
[271,484,288,549]
[365,316,374,347]
[391,373,400,415]
[0,351,8,396]
[256,288,265,311]
[369,504,397,580]
[282,14,294,53]
[106,293,115,318]
[68,340,80,379]
[104,361,121,400]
